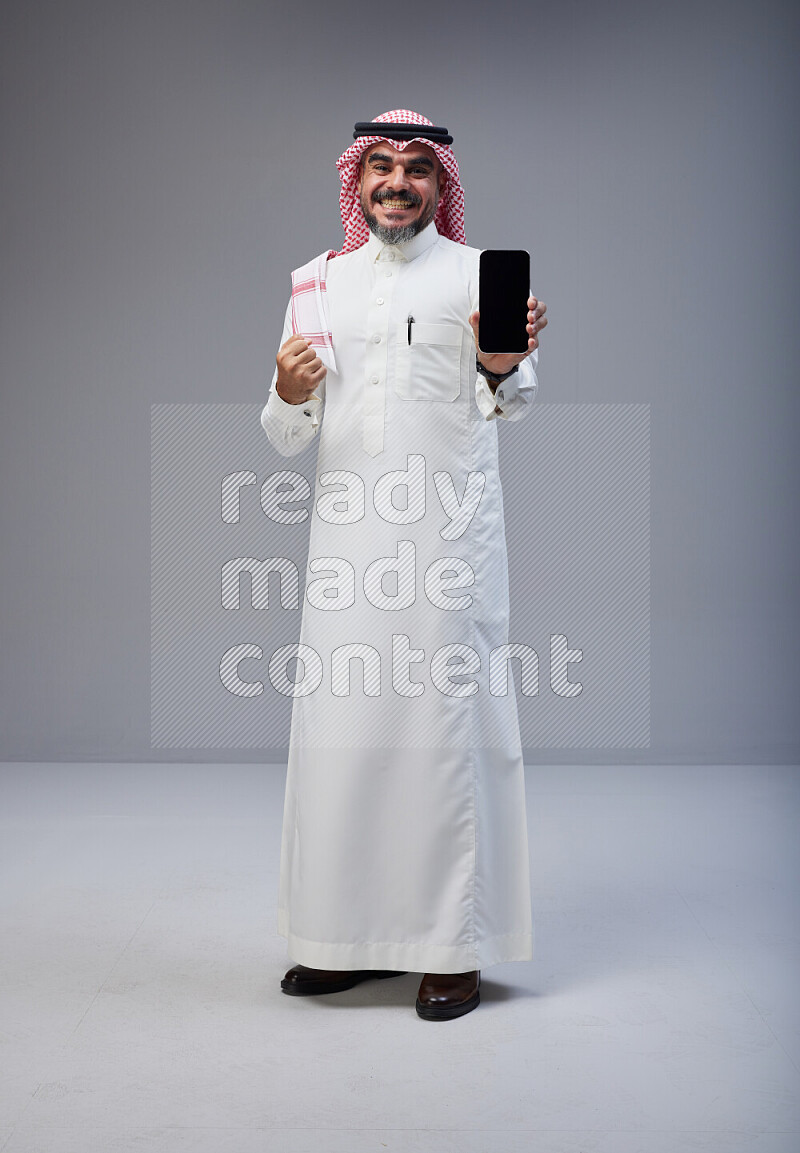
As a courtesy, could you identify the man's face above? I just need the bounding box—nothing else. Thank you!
[358,141,447,244]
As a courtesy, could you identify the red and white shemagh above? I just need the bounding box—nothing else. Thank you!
[289,109,465,374]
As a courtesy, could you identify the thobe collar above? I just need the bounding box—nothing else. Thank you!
[365,221,440,264]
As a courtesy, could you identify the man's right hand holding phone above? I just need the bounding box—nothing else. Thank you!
[468,296,548,385]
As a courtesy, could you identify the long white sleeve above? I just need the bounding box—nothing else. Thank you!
[474,346,539,422]
[260,300,326,457]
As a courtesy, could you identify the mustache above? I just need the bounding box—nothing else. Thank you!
[372,189,422,207]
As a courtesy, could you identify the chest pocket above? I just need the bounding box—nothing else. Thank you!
[394,322,463,402]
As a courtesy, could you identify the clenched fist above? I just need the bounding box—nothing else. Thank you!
[276,335,327,405]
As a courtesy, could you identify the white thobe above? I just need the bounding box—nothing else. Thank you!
[261,222,538,972]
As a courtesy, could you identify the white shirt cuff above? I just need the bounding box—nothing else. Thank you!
[474,373,521,421]
[261,387,323,432]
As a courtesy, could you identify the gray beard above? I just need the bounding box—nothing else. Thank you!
[361,198,438,245]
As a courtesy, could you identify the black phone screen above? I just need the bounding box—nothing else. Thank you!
[478,249,530,354]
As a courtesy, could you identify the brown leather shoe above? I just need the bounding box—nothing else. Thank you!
[281,964,407,996]
[416,970,481,1020]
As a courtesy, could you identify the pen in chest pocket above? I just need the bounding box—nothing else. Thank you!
[407,315,414,345]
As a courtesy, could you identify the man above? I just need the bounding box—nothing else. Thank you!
[261,110,547,1021]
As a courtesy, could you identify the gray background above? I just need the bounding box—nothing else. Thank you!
[1,0,797,763]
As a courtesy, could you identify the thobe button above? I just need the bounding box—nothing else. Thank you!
[376,297,385,305]
[372,334,381,343]
[370,375,379,384]
[384,270,393,278]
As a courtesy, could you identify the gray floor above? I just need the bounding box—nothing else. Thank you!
[0,762,797,1153]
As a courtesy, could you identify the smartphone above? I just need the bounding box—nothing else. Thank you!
[478,249,530,354]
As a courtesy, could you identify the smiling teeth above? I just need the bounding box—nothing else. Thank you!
[381,200,413,209]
